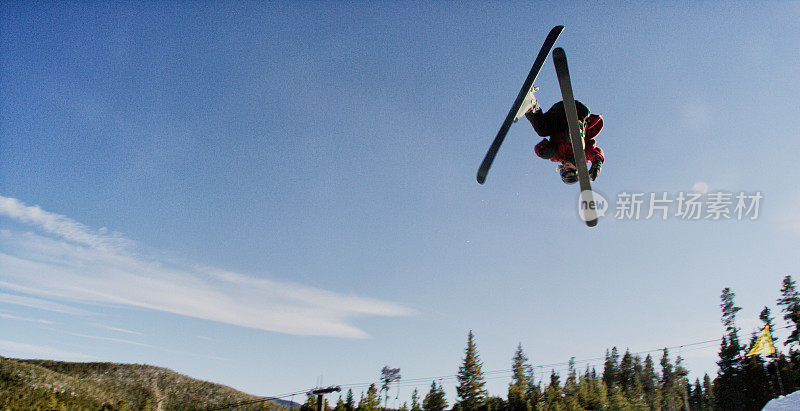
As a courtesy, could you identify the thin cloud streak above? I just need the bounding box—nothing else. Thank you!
[69,333,157,348]
[69,332,231,361]
[92,324,143,335]
[0,290,94,316]
[0,312,56,325]
[0,340,96,361]
[0,195,413,338]
[0,196,131,251]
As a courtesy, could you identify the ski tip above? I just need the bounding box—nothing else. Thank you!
[476,173,486,184]
[586,219,598,227]
[552,48,567,68]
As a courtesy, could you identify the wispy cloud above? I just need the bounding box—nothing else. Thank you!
[0,340,96,361]
[69,333,155,348]
[0,196,131,251]
[0,290,94,316]
[68,332,230,361]
[0,312,56,325]
[92,324,143,335]
[0,195,413,338]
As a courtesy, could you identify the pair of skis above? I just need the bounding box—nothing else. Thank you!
[476,26,598,227]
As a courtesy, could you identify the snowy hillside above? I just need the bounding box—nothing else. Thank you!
[763,390,800,411]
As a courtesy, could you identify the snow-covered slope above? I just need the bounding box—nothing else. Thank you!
[763,390,800,410]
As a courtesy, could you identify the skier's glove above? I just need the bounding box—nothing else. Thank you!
[589,158,603,181]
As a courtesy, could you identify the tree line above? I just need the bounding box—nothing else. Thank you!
[307,274,800,411]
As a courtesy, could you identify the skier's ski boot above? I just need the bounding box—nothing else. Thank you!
[513,86,540,122]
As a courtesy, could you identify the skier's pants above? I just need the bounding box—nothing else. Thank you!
[525,100,589,137]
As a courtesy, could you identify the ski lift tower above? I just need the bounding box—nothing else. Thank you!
[309,386,341,411]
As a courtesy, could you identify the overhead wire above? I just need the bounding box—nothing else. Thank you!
[206,389,311,410]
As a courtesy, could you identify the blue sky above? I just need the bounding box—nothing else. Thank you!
[2,1,800,405]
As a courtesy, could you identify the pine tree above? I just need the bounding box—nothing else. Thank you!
[660,348,676,411]
[741,344,771,409]
[410,388,421,411]
[483,396,507,411]
[507,344,531,411]
[602,347,619,391]
[618,349,634,396]
[525,379,543,411]
[761,307,781,391]
[642,354,660,410]
[778,275,800,346]
[740,308,783,409]
[760,306,786,397]
[688,378,703,410]
[608,385,631,410]
[456,331,487,410]
[702,373,714,410]
[674,355,690,410]
[380,366,401,410]
[422,381,448,411]
[359,384,381,411]
[346,389,355,411]
[302,395,317,411]
[776,276,800,394]
[714,287,745,410]
[564,357,578,399]
[543,370,563,410]
[576,367,607,410]
[335,396,346,411]
[627,354,646,408]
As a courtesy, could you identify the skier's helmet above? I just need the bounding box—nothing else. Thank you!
[560,168,578,185]
[559,160,578,185]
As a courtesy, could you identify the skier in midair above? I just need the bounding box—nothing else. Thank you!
[518,93,604,184]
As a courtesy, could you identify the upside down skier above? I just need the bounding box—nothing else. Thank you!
[518,92,604,185]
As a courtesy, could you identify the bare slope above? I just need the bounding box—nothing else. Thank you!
[0,356,282,410]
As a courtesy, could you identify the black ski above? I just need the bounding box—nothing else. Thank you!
[476,25,564,184]
[552,47,598,227]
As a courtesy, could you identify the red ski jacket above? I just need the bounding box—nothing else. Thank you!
[534,114,604,163]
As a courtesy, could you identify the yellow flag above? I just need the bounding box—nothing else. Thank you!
[745,325,776,357]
